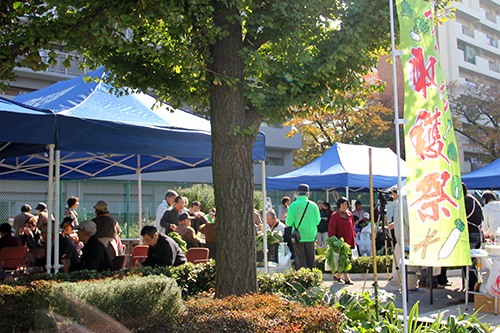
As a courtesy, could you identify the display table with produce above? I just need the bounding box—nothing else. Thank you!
[256,231,292,273]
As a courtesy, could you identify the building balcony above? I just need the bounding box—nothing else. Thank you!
[456,21,500,57]
[488,36,498,47]
[456,21,477,45]
[479,7,500,30]
[455,2,482,21]
[458,49,500,80]
[38,50,87,76]
[463,25,475,37]
[486,11,497,23]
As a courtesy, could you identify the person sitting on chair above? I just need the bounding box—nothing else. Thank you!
[136,226,187,268]
[67,220,112,272]
[0,223,22,251]
[176,213,204,249]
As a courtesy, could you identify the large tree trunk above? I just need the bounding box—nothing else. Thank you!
[210,1,261,298]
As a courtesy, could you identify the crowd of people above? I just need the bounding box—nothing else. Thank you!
[0,198,123,279]
[2,182,498,286]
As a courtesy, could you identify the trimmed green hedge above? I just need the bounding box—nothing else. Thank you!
[51,275,184,319]
[0,261,324,332]
[316,254,393,274]
[20,260,217,299]
[0,281,53,332]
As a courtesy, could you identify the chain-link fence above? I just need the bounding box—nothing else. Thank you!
[1,179,200,239]
[1,178,356,239]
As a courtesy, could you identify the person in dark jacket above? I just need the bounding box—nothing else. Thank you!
[92,201,121,259]
[160,196,185,232]
[0,223,22,251]
[136,226,187,268]
[68,220,112,272]
[19,217,43,249]
[462,182,483,290]
[26,224,80,273]
[316,201,330,248]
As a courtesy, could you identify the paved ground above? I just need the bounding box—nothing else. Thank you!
[323,269,500,330]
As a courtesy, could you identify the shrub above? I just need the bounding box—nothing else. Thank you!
[19,261,217,299]
[258,268,323,295]
[51,275,185,320]
[21,261,324,300]
[178,184,215,213]
[0,281,53,332]
[121,294,343,332]
[178,184,263,212]
[316,254,393,274]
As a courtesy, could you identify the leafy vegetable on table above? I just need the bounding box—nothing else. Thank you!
[256,231,283,252]
[325,236,352,274]
[168,231,188,253]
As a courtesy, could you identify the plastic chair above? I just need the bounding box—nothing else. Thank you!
[0,246,29,270]
[130,245,149,267]
[28,248,45,259]
[186,248,210,264]
[112,255,127,270]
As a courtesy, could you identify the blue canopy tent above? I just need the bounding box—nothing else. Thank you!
[462,158,500,189]
[1,68,266,271]
[0,97,56,158]
[266,143,406,197]
[5,67,265,180]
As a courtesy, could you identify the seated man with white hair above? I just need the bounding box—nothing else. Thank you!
[68,220,112,272]
[266,210,286,237]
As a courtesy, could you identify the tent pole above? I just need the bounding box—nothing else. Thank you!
[389,0,408,327]
[46,145,54,273]
[346,187,349,201]
[326,189,329,203]
[53,150,61,273]
[137,155,142,244]
[261,161,268,274]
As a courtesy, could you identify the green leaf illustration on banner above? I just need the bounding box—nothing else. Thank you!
[396,0,470,267]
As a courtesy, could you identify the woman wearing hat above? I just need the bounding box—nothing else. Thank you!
[92,200,121,259]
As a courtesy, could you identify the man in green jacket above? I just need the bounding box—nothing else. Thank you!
[286,184,321,269]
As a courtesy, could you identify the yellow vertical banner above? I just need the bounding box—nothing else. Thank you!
[396,0,471,266]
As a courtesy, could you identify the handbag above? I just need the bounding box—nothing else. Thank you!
[290,202,310,244]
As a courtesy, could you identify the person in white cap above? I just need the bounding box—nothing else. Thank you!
[68,220,112,272]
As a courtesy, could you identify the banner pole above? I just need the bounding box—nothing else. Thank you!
[369,148,379,321]
[262,161,268,274]
[389,0,408,329]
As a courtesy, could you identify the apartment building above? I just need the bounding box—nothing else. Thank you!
[437,0,500,172]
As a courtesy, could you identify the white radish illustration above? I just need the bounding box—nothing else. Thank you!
[439,218,465,259]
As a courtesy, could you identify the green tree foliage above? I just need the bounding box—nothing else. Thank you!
[0,0,447,297]
[448,81,500,163]
[285,73,395,166]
